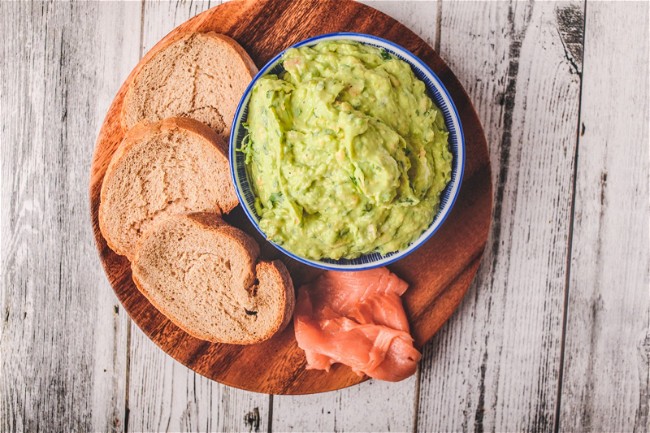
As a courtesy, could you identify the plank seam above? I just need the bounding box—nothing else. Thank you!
[268,394,274,433]
[435,0,442,54]
[412,365,422,433]
[477,3,532,430]
[138,0,145,58]
[123,324,131,433]
[414,0,441,425]
[553,1,588,432]
[123,3,147,432]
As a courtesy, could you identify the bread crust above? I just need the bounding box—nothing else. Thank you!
[121,31,258,134]
[204,32,259,80]
[99,118,237,259]
[131,213,294,345]
[101,30,291,346]
[185,212,260,261]
[256,260,296,338]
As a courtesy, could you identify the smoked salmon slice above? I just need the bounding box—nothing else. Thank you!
[294,267,421,382]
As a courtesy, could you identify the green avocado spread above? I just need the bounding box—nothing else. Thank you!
[242,40,452,260]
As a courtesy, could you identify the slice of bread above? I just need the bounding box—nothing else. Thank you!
[99,117,238,259]
[122,32,257,138]
[131,212,295,344]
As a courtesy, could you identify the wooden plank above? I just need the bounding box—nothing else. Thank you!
[128,328,269,432]
[271,2,438,431]
[359,0,440,50]
[0,2,139,431]
[558,2,650,432]
[416,2,584,431]
[90,4,143,431]
[273,375,419,432]
[124,2,270,431]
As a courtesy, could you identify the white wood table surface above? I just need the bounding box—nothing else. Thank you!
[1,1,648,432]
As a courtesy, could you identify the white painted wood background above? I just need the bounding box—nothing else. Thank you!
[0,1,648,432]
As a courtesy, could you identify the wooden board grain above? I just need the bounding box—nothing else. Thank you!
[88,0,492,395]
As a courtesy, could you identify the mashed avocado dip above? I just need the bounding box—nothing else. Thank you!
[242,40,452,260]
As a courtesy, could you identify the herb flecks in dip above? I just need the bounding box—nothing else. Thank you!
[243,40,452,260]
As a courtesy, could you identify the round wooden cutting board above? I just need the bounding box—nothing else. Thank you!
[89,0,492,395]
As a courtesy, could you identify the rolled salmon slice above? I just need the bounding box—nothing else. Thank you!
[294,267,421,382]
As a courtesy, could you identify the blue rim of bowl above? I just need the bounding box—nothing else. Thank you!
[229,32,465,271]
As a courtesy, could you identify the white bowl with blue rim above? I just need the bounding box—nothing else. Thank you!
[229,32,465,271]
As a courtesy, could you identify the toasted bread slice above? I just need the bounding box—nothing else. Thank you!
[122,32,257,138]
[99,118,238,259]
[131,212,295,344]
